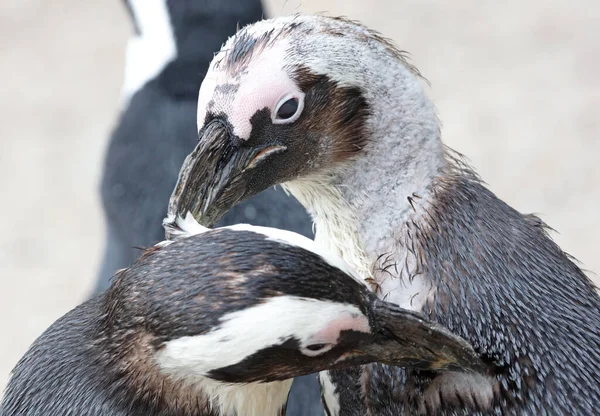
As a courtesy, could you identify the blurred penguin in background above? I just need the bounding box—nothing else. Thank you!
[96,1,319,415]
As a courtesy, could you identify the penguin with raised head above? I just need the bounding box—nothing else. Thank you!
[99,3,320,413]
[167,14,600,415]
[1,220,484,416]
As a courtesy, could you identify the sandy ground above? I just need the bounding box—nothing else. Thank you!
[0,0,598,397]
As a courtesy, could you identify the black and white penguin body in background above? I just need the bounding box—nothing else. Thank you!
[98,2,319,414]
[98,0,313,293]
[168,15,600,415]
[0,221,483,416]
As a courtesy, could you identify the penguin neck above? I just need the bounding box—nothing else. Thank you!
[285,107,446,307]
[185,377,293,416]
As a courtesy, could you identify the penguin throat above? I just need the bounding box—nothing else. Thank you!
[132,370,292,416]
[115,331,292,416]
[283,171,372,280]
[195,377,293,416]
[283,130,445,310]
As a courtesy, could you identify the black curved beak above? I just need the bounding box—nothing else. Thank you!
[343,298,486,374]
[166,119,251,229]
[165,119,287,232]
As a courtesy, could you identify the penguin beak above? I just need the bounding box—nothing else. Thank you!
[358,299,485,373]
[208,297,485,384]
[166,118,298,229]
[166,119,258,228]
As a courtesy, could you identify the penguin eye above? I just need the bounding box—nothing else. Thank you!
[273,94,303,124]
[306,343,328,351]
[301,343,334,357]
[276,98,299,119]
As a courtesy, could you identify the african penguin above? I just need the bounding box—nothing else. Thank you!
[167,14,600,415]
[1,220,483,416]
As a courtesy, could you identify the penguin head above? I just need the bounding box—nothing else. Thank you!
[104,221,483,385]
[163,14,435,227]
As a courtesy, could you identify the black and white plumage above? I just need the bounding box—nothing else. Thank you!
[0,222,483,416]
[98,3,319,413]
[167,15,600,415]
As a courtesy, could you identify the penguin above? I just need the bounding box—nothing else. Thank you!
[98,2,320,414]
[165,14,600,415]
[0,220,484,416]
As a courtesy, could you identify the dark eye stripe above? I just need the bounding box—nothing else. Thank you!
[276,97,299,120]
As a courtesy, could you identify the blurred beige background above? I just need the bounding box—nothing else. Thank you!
[0,0,598,396]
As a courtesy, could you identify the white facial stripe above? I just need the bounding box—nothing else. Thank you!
[196,69,218,125]
[196,36,302,140]
[156,296,370,377]
[121,0,177,103]
[229,42,296,139]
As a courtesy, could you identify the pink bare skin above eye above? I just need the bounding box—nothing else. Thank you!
[309,313,371,346]
[197,40,303,140]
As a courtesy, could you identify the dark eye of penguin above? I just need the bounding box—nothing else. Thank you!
[273,94,303,124]
[276,98,298,119]
[305,343,329,351]
[301,342,334,357]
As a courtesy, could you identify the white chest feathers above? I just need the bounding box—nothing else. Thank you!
[201,378,293,416]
